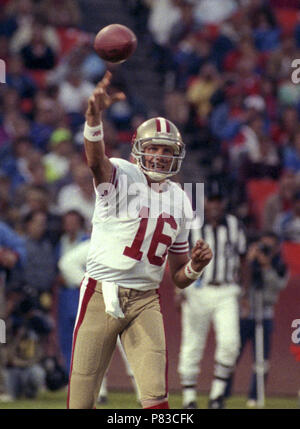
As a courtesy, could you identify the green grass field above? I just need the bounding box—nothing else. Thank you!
[0,389,298,409]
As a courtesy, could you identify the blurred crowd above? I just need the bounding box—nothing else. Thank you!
[0,0,300,401]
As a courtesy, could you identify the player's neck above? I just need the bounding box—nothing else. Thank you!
[145,175,168,193]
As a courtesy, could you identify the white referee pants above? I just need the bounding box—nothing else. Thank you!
[178,284,241,385]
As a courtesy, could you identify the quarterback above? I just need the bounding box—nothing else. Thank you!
[67,71,213,409]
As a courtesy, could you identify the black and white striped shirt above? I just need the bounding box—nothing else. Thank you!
[191,214,247,285]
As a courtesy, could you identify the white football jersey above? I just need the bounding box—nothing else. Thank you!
[86,158,193,290]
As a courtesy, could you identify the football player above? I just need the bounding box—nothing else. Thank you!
[67,71,213,409]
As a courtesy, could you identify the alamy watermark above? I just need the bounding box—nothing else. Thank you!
[291,59,300,84]
[291,319,300,344]
[97,176,205,228]
[0,319,6,343]
[0,59,5,84]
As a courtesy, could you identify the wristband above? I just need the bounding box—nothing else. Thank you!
[184,260,203,280]
[84,121,104,141]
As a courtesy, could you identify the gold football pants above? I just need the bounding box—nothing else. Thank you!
[67,277,168,409]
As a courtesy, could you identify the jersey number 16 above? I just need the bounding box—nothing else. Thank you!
[123,207,177,267]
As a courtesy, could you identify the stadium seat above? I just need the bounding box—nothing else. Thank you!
[274,8,299,36]
[246,178,279,229]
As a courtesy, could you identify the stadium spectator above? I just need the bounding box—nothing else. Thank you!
[21,210,57,307]
[168,1,201,47]
[43,128,75,184]
[47,42,105,87]
[295,15,300,49]
[252,10,280,53]
[194,0,238,25]
[0,34,10,65]
[262,171,296,231]
[226,232,287,407]
[56,210,88,374]
[0,111,31,148]
[9,6,60,55]
[282,130,300,175]
[3,85,20,113]
[163,91,190,128]
[236,115,281,183]
[0,219,26,402]
[17,185,61,246]
[5,295,53,399]
[6,55,37,100]
[186,62,221,124]
[271,106,299,147]
[30,93,65,152]
[0,174,13,223]
[147,0,183,47]
[171,31,216,90]
[19,21,57,71]
[210,81,246,142]
[37,0,82,28]
[222,35,257,73]
[56,163,95,225]
[0,5,18,38]
[0,136,38,190]
[273,190,300,242]
[58,70,93,115]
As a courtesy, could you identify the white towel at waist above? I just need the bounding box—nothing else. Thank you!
[102,281,125,319]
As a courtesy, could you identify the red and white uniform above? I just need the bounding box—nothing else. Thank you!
[86,158,192,290]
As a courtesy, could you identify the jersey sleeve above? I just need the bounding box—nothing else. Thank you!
[168,237,189,255]
[58,240,90,286]
[93,160,119,200]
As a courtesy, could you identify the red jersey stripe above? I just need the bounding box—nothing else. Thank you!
[168,249,189,255]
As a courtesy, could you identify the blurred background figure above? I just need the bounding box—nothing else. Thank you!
[177,189,247,409]
[226,232,288,407]
[0,220,26,402]
[56,210,88,374]
[262,171,297,232]
[56,163,95,225]
[21,210,56,311]
[43,127,74,184]
[274,190,300,243]
[5,295,52,400]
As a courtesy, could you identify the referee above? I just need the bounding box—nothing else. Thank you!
[177,189,247,409]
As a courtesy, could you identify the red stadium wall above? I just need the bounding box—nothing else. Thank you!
[108,269,300,397]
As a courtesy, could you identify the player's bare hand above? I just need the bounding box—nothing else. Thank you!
[190,239,213,272]
[85,71,126,125]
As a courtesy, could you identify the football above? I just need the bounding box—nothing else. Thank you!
[94,24,137,63]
